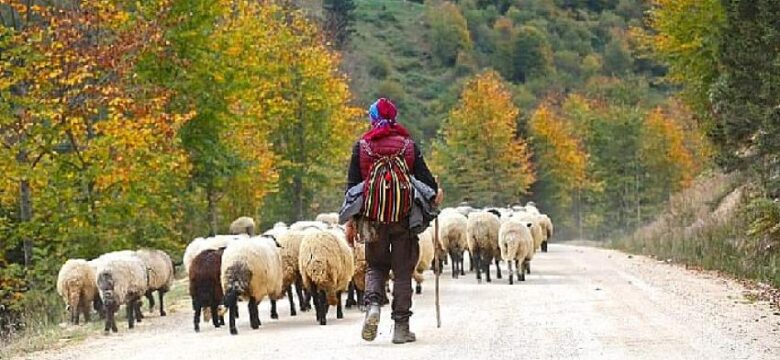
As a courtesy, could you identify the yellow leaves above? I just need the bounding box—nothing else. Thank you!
[433,71,534,204]
[529,103,591,196]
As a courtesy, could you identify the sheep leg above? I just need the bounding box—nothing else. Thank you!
[517,260,525,282]
[134,301,143,323]
[310,285,322,325]
[287,285,297,316]
[450,251,457,279]
[495,258,502,279]
[82,299,91,323]
[474,249,482,283]
[193,300,201,332]
[104,306,114,333]
[145,291,155,312]
[336,291,344,319]
[357,289,365,311]
[127,299,136,329]
[94,296,105,320]
[296,276,310,312]
[319,290,328,325]
[541,241,548,252]
[507,260,514,285]
[158,290,167,316]
[270,299,279,320]
[460,253,466,276]
[346,281,356,308]
[485,255,492,283]
[228,303,238,335]
[468,250,474,272]
[248,297,260,329]
[526,261,531,274]
[415,280,422,294]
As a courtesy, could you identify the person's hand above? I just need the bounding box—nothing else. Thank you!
[345,219,356,247]
[434,188,444,206]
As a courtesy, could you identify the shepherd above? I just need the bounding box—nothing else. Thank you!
[343,98,442,344]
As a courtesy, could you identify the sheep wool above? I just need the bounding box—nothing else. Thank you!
[437,209,468,278]
[229,216,256,236]
[183,235,246,273]
[135,249,174,316]
[93,251,149,332]
[498,217,534,284]
[513,213,545,251]
[467,211,502,282]
[221,236,285,335]
[414,227,435,294]
[298,229,355,325]
[57,259,100,325]
[314,212,339,225]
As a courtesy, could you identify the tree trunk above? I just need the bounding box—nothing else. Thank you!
[207,186,218,236]
[20,179,32,268]
[293,176,303,222]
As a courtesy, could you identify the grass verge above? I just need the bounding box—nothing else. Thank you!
[0,278,189,359]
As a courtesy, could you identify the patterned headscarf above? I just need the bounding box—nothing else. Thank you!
[368,98,398,128]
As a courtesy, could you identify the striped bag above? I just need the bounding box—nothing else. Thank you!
[360,140,413,224]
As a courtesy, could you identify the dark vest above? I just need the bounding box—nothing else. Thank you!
[358,134,416,179]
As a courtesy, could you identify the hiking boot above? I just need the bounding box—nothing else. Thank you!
[392,321,416,344]
[361,303,381,341]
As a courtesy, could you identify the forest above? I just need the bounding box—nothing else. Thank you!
[1,0,778,341]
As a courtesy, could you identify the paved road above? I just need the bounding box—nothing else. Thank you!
[24,244,780,360]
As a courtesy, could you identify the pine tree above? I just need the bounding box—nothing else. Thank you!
[323,0,356,49]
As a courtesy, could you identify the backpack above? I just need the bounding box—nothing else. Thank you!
[360,139,413,224]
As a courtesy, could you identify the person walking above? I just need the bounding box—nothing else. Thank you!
[344,98,442,344]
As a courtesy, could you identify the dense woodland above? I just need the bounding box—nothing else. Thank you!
[1,0,778,339]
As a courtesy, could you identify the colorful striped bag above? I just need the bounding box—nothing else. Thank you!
[360,140,413,224]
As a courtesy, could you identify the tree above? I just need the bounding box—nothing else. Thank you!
[528,103,595,236]
[514,25,554,82]
[432,71,534,206]
[641,0,725,131]
[323,0,357,49]
[426,2,473,66]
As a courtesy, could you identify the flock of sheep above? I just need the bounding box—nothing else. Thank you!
[55,202,553,336]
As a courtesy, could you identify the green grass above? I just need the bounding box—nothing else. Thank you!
[0,279,190,359]
[347,0,470,143]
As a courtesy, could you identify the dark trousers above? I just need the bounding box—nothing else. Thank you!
[362,220,419,323]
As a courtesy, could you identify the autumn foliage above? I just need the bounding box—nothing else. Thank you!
[432,71,534,205]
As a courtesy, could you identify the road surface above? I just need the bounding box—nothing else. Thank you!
[21,244,780,360]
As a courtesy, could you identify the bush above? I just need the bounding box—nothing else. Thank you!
[368,55,391,79]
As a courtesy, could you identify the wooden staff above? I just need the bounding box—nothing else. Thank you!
[433,176,441,328]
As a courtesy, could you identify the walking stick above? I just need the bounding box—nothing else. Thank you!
[433,176,441,328]
[434,216,441,328]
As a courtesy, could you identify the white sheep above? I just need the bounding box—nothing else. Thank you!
[467,211,503,283]
[414,227,435,294]
[346,241,367,309]
[298,229,354,325]
[272,229,314,316]
[183,234,246,274]
[314,212,339,225]
[512,213,545,251]
[221,236,285,335]
[229,216,256,236]
[498,217,534,284]
[437,209,468,278]
[524,202,541,215]
[92,251,149,333]
[262,222,289,239]
[538,214,554,252]
[135,249,174,316]
[289,220,329,232]
[57,259,101,325]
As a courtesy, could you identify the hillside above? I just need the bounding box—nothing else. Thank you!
[342,0,662,146]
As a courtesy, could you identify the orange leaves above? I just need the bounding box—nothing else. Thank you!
[529,103,589,189]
